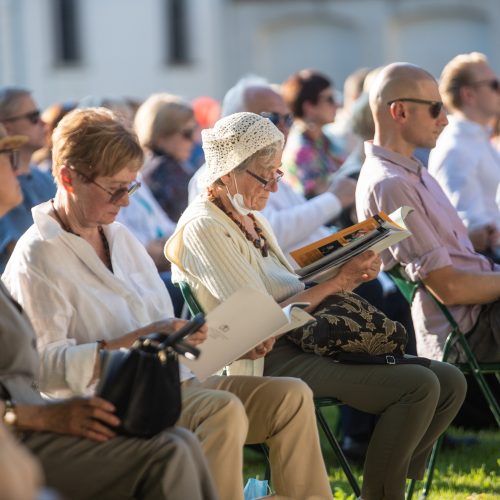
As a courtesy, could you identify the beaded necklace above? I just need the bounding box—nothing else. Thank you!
[207,190,269,258]
[50,199,114,272]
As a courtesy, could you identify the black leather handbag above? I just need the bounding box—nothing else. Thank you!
[96,315,204,438]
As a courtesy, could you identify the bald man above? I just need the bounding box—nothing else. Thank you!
[356,62,500,364]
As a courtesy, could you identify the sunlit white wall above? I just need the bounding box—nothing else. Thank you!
[0,0,498,108]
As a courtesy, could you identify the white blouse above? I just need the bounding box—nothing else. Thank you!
[3,201,177,399]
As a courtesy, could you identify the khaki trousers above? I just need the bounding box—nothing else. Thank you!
[264,338,467,500]
[179,375,332,500]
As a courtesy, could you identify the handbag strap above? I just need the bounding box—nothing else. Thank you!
[335,352,431,367]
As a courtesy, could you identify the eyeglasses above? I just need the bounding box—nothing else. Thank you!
[471,79,500,92]
[69,166,141,203]
[180,128,196,141]
[246,169,284,190]
[260,112,294,129]
[0,149,19,171]
[3,110,42,125]
[386,98,444,119]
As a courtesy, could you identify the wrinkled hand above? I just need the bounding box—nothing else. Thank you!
[328,176,357,208]
[149,318,208,347]
[336,250,381,289]
[43,397,120,442]
[239,337,276,360]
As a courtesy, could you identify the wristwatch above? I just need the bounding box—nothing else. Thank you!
[2,399,17,427]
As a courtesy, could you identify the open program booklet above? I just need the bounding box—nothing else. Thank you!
[180,287,315,381]
[290,206,414,283]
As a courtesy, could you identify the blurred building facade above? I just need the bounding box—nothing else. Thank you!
[0,0,499,107]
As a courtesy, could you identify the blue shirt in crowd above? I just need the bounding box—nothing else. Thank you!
[0,167,56,271]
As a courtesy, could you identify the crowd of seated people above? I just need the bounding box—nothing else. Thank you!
[2,108,331,500]
[187,74,416,463]
[1,53,499,499]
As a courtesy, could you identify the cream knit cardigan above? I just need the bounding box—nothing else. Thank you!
[165,195,305,376]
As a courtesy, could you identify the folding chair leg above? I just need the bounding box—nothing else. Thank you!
[405,478,416,500]
[260,444,271,483]
[315,406,361,497]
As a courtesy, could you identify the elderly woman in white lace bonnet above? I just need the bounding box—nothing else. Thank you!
[166,112,467,500]
[166,112,382,366]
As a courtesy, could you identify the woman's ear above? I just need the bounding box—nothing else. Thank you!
[59,165,74,193]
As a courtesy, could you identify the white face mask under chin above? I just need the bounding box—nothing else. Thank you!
[226,177,253,216]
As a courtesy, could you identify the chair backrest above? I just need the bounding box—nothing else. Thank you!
[387,264,495,366]
[387,265,459,330]
[178,281,204,315]
[386,265,419,305]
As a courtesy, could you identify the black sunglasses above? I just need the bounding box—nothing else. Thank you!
[386,98,444,119]
[246,169,284,190]
[0,149,19,171]
[3,109,42,125]
[69,166,141,204]
[260,112,294,129]
[471,79,500,92]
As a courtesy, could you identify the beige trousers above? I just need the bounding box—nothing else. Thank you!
[179,375,332,500]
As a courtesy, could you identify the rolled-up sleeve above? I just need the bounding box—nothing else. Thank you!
[362,176,453,281]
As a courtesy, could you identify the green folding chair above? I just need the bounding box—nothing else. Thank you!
[388,265,500,499]
[177,281,362,497]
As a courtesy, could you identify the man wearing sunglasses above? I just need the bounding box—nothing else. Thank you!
[428,52,500,262]
[0,87,55,271]
[356,62,500,371]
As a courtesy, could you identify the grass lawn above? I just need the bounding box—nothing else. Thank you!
[243,406,500,499]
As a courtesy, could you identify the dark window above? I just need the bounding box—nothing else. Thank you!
[53,0,81,64]
[166,0,190,65]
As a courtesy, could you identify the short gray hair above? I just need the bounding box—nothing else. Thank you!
[221,75,269,117]
[0,86,31,121]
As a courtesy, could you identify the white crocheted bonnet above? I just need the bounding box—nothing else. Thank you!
[201,112,284,187]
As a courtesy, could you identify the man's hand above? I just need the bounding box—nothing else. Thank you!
[328,176,357,208]
[238,337,276,360]
[41,397,120,442]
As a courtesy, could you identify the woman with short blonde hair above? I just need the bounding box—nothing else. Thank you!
[133,94,197,222]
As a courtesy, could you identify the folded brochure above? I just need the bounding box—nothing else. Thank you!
[180,286,314,380]
[290,206,414,283]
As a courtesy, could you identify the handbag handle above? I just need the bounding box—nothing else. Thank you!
[133,313,205,362]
